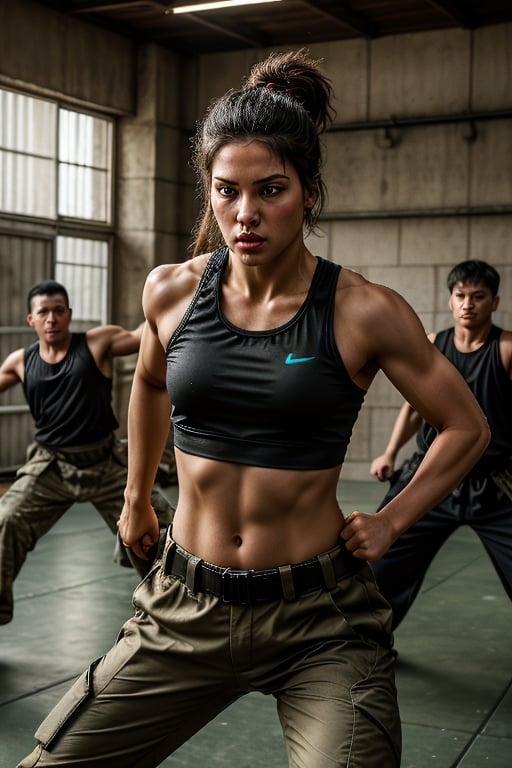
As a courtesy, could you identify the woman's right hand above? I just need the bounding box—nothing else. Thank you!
[117,501,160,561]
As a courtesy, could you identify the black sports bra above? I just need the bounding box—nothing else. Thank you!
[166,247,366,470]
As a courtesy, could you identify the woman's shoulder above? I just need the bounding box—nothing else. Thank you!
[337,267,407,312]
[335,266,426,351]
[147,253,210,286]
[145,254,210,300]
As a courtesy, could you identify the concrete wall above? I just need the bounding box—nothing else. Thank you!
[0,2,511,476]
[113,44,198,422]
[0,0,135,114]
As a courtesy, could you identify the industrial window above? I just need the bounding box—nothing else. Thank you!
[0,89,113,223]
[0,87,113,324]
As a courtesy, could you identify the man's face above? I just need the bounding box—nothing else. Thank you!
[27,293,72,344]
[448,280,499,330]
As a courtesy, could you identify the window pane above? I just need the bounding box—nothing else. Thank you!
[0,149,56,218]
[57,235,108,268]
[58,163,110,221]
[59,109,111,168]
[0,90,56,156]
[58,109,112,222]
[56,236,109,325]
[0,89,113,224]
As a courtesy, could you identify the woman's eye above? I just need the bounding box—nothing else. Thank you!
[218,186,235,197]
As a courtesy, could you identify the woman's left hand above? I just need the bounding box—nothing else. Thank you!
[340,510,396,562]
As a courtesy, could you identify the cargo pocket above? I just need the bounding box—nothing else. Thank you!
[328,569,393,649]
[34,657,101,748]
[34,620,142,749]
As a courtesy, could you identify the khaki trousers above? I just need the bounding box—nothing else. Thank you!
[18,535,401,767]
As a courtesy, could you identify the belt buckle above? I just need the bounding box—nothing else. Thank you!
[221,569,252,604]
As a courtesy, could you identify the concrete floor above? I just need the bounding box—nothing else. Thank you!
[1,479,511,767]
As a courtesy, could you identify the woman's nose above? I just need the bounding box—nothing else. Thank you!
[236,196,259,228]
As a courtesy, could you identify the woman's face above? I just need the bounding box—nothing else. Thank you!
[210,139,316,266]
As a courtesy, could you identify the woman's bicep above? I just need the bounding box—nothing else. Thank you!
[381,339,484,434]
[136,320,167,389]
[361,288,483,432]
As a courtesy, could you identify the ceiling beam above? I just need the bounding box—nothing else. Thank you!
[300,0,375,38]
[175,11,267,48]
[69,0,266,47]
[424,0,473,28]
[71,1,168,13]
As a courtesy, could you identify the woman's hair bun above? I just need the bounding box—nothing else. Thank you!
[242,48,335,132]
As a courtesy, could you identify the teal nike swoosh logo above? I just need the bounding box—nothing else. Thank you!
[285,353,316,365]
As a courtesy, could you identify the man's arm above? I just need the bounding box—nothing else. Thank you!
[85,322,144,379]
[370,402,422,481]
[499,329,512,381]
[87,322,144,358]
[0,348,24,393]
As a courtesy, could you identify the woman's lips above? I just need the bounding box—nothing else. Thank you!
[236,235,265,249]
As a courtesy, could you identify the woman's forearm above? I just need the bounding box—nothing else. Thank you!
[380,418,489,538]
[124,369,172,507]
[384,402,422,459]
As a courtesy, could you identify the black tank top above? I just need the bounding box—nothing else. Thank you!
[23,333,118,447]
[166,247,366,471]
[417,325,512,472]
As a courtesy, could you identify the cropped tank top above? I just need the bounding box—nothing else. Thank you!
[166,247,366,470]
[416,325,512,472]
[23,333,118,447]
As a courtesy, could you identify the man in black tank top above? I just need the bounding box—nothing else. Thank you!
[370,261,512,630]
[0,280,173,626]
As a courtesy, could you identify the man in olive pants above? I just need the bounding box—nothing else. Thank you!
[0,279,173,625]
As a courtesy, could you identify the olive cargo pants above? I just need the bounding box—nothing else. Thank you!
[18,534,401,767]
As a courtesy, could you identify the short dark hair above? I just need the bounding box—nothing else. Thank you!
[27,280,70,313]
[447,260,500,297]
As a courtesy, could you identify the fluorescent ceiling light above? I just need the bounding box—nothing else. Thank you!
[173,0,282,14]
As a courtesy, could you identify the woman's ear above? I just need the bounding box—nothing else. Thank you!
[304,181,318,211]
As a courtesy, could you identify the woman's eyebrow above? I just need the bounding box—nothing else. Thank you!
[213,173,290,185]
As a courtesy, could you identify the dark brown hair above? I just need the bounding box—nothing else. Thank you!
[190,49,335,256]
